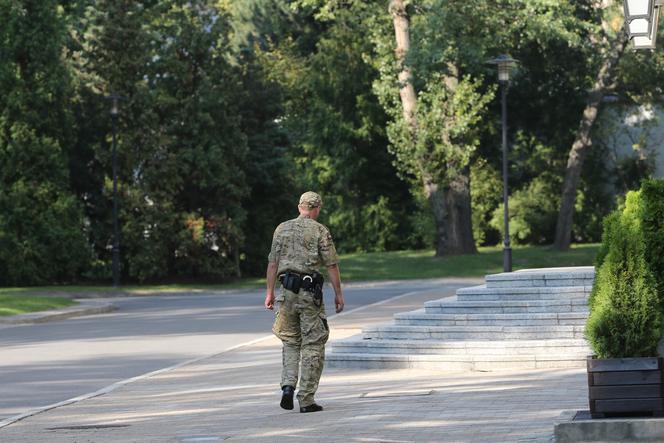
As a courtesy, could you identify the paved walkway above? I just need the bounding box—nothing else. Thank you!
[0,283,589,442]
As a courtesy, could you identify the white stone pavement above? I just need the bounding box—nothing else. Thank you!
[0,339,588,442]
[0,281,590,443]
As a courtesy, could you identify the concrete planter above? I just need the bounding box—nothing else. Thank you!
[587,356,664,418]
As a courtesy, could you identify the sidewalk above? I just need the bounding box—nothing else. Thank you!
[0,283,589,442]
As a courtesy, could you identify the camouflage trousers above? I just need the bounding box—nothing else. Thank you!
[272,288,329,407]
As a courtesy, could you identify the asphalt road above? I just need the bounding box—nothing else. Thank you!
[0,279,473,422]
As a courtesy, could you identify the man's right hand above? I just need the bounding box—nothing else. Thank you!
[265,292,275,310]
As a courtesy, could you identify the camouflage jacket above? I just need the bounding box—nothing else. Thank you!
[268,215,338,275]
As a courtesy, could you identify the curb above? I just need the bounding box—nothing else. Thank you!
[0,300,117,325]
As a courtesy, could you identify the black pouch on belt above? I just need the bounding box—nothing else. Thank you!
[279,272,302,294]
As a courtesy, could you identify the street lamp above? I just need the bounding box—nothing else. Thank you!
[106,93,124,287]
[488,55,518,273]
[623,0,662,49]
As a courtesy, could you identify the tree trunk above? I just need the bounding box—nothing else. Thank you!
[390,0,476,256]
[552,32,627,250]
[423,178,448,256]
[444,168,476,255]
[390,0,418,127]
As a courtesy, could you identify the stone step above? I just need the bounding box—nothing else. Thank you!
[424,297,589,314]
[330,338,590,356]
[326,352,587,371]
[362,324,585,340]
[455,284,590,302]
[327,267,596,371]
[393,310,587,326]
[485,266,595,289]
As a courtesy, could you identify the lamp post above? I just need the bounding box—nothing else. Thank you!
[107,93,122,287]
[623,0,662,49]
[488,55,517,273]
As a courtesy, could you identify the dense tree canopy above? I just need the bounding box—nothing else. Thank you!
[0,1,89,285]
[1,0,662,285]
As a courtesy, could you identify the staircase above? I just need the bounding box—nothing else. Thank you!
[327,267,595,371]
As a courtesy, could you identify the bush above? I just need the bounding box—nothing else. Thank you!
[489,174,559,245]
[471,159,501,246]
[586,190,662,358]
[592,211,619,270]
[640,179,664,306]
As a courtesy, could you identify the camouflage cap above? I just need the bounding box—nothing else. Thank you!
[299,191,322,208]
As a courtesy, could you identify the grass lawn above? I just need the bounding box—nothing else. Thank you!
[0,295,77,316]
[0,244,599,306]
[0,278,265,298]
[339,243,599,281]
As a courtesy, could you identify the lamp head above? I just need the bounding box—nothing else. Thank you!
[623,0,661,49]
[487,55,518,83]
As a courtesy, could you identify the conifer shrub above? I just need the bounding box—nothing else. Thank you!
[586,190,662,358]
[640,179,664,307]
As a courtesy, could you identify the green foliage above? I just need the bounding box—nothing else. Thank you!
[571,142,616,244]
[0,0,90,285]
[371,0,615,250]
[327,196,401,252]
[586,191,662,358]
[593,211,620,270]
[0,0,651,284]
[470,159,501,246]
[490,174,560,245]
[406,194,436,249]
[640,179,664,302]
[594,180,664,304]
[70,0,250,282]
[234,55,295,275]
[386,76,493,187]
[259,0,418,253]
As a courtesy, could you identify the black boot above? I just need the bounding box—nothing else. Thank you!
[280,385,295,410]
[300,403,323,413]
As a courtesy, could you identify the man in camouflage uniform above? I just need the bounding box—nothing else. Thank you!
[264,191,345,413]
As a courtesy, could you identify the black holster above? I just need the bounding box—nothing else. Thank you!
[309,272,324,307]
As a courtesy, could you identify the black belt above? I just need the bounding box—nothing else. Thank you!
[278,271,317,293]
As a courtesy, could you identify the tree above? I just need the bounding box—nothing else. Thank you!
[289,0,597,255]
[0,0,90,285]
[225,0,300,274]
[70,0,249,281]
[250,0,419,253]
[553,0,627,250]
[380,0,500,256]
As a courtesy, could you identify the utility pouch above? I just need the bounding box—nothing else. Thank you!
[311,271,324,307]
[279,272,302,294]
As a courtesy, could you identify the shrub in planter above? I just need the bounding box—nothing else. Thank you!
[585,189,663,417]
[594,179,664,301]
[586,191,662,358]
